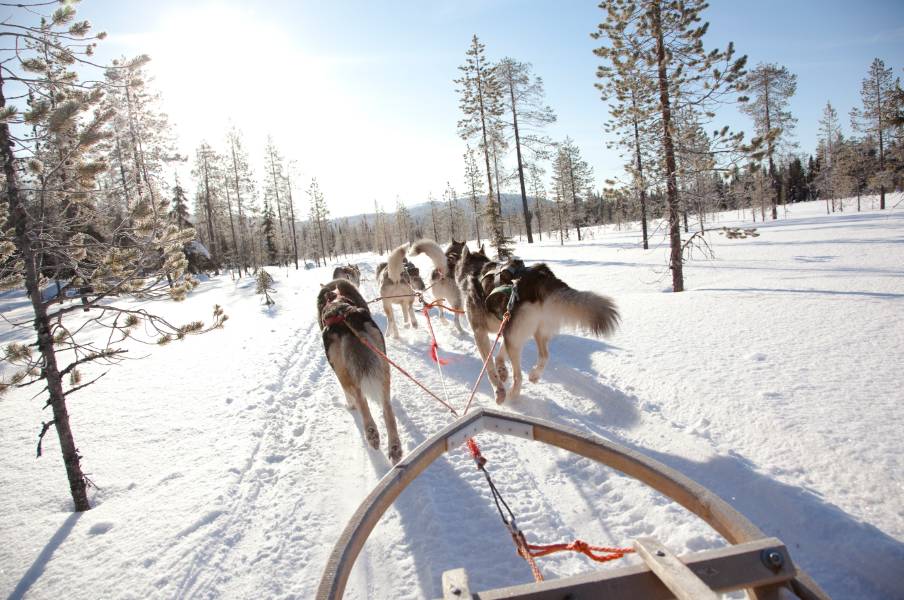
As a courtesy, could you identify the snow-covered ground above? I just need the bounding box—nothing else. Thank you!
[2,197,903,599]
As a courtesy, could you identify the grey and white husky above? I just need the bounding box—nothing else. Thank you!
[455,244,620,403]
[318,278,402,464]
[409,238,467,334]
[375,243,426,338]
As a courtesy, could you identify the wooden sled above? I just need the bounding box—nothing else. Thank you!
[317,409,830,600]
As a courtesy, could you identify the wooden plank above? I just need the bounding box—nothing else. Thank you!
[442,568,472,600]
[471,538,796,600]
[633,537,719,600]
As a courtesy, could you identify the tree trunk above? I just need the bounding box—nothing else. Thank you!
[651,0,684,292]
[631,90,649,250]
[875,69,886,210]
[223,176,242,277]
[1,76,90,511]
[286,178,299,270]
[201,153,220,274]
[508,79,533,243]
[230,140,249,274]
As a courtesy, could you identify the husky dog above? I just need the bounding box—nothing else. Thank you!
[332,264,361,286]
[376,243,426,338]
[456,245,619,403]
[409,239,467,334]
[318,278,402,464]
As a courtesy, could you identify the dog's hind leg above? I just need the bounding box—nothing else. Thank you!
[495,344,509,383]
[352,385,380,450]
[383,299,400,338]
[452,309,465,335]
[407,301,419,328]
[504,338,524,403]
[529,334,550,383]
[474,330,506,404]
[378,365,402,464]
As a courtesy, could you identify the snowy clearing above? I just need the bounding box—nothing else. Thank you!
[2,198,903,599]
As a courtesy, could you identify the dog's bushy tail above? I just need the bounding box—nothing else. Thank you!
[386,243,408,282]
[546,288,619,337]
[409,239,446,277]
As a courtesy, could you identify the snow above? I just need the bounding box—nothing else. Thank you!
[2,197,903,599]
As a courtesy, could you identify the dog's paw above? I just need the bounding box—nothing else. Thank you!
[494,386,507,405]
[388,443,403,465]
[528,369,542,383]
[365,425,380,449]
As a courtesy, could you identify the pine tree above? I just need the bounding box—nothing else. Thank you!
[456,35,507,256]
[594,0,747,292]
[443,181,462,240]
[496,57,556,243]
[226,126,255,273]
[307,178,329,264]
[463,145,485,245]
[527,162,547,241]
[593,16,658,249]
[0,3,223,512]
[192,142,223,272]
[170,181,192,228]
[851,58,899,210]
[553,138,593,241]
[740,63,798,220]
[262,197,278,264]
[263,137,289,263]
[817,102,842,213]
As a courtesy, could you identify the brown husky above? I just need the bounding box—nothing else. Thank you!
[331,264,361,287]
[318,278,402,463]
[409,238,467,334]
[456,245,620,403]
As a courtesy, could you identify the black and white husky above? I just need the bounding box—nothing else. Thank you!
[455,244,620,403]
[375,243,425,338]
[318,278,402,464]
[409,239,467,334]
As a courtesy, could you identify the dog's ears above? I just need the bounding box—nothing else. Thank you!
[320,283,326,288]
[478,243,486,256]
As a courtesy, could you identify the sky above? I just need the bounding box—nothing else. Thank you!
[65,0,904,218]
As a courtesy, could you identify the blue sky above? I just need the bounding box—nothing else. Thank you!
[72,0,904,216]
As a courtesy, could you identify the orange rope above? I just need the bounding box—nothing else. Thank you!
[525,540,634,563]
[422,298,466,314]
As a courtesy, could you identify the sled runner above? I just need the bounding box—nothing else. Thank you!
[316,409,830,600]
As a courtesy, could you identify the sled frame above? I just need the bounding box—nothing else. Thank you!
[316,408,829,600]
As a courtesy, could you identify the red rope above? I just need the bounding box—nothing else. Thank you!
[422,305,450,366]
[336,317,459,416]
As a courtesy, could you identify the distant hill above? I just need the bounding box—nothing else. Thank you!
[333,193,553,226]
